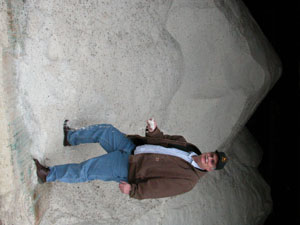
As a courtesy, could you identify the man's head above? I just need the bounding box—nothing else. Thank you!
[195,151,228,172]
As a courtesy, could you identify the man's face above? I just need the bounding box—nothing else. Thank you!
[196,152,218,171]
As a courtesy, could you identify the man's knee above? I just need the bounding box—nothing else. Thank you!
[94,124,114,130]
[105,124,120,133]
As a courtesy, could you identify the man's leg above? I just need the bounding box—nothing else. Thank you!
[45,123,135,183]
[67,124,135,154]
[46,151,130,183]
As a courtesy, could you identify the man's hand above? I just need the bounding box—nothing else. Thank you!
[119,181,131,195]
[147,118,157,132]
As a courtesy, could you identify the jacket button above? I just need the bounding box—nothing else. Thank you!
[155,157,159,162]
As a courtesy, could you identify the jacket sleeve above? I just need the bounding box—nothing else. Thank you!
[129,177,197,200]
[145,127,187,142]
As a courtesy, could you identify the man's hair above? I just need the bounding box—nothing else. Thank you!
[215,151,228,170]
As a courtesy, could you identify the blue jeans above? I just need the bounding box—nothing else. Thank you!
[46,124,136,183]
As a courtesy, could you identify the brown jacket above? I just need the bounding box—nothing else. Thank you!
[127,128,206,199]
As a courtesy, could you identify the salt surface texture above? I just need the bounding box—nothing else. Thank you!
[0,0,280,224]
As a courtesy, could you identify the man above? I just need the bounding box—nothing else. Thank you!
[34,119,228,199]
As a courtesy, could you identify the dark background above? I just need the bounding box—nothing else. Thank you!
[241,0,300,224]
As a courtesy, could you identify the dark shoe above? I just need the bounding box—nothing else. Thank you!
[33,159,49,183]
[63,120,74,146]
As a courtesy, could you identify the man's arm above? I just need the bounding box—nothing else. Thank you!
[126,177,198,199]
[146,118,187,142]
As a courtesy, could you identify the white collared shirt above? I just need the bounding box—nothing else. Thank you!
[134,144,203,170]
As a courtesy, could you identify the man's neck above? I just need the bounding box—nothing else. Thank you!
[192,155,206,171]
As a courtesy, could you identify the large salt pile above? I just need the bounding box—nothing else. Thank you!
[0,0,281,224]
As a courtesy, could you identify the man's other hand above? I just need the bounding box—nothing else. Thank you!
[119,181,131,195]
